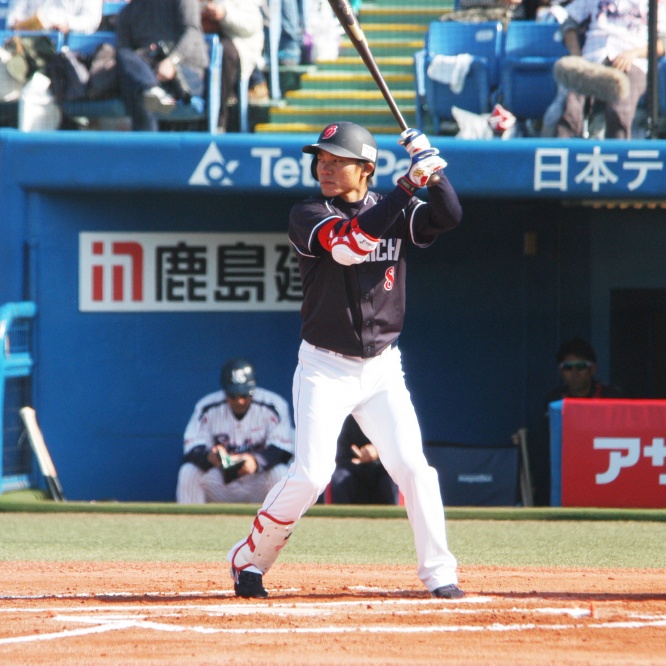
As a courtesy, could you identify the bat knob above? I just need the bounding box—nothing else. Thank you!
[427,173,441,187]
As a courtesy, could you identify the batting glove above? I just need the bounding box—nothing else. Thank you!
[399,128,431,156]
[398,148,447,194]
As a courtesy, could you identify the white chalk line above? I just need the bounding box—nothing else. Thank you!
[1,594,665,646]
[0,590,235,601]
[2,616,666,645]
[0,620,136,645]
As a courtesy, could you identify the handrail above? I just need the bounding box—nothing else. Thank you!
[0,301,36,351]
[0,301,37,494]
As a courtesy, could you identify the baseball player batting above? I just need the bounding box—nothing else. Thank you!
[227,123,464,600]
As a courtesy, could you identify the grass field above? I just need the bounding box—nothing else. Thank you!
[1,492,665,568]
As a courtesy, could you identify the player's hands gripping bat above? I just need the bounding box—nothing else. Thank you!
[399,128,432,156]
[327,0,441,185]
[398,148,447,195]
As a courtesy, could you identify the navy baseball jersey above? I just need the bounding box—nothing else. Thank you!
[288,177,462,357]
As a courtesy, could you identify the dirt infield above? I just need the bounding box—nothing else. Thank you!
[0,562,664,665]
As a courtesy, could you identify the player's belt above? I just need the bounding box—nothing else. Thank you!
[312,338,398,360]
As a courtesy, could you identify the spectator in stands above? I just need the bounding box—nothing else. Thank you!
[201,0,268,133]
[532,336,624,505]
[302,0,341,63]
[329,415,399,504]
[555,0,666,139]
[441,0,570,25]
[278,0,302,65]
[439,0,526,27]
[114,0,208,132]
[6,0,103,34]
[176,357,294,504]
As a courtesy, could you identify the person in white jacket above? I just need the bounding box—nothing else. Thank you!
[7,0,103,34]
[201,0,267,131]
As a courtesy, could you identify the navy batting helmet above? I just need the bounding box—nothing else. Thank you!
[303,121,378,180]
[221,358,257,396]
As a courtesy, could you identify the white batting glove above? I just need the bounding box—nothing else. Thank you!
[398,148,447,194]
[399,128,431,156]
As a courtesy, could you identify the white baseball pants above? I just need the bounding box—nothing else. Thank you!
[176,463,289,504]
[256,340,459,592]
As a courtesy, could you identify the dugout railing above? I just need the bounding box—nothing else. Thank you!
[0,301,36,494]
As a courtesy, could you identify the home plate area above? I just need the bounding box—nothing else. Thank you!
[0,564,664,664]
[2,594,666,642]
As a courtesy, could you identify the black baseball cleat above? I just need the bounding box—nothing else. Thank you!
[431,584,465,599]
[234,570,268,598]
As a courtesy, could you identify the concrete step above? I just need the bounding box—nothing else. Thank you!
[254,121,408,134]
[254,105,416,134]
[255,0,446,133]
[358,22,433,33]
[358,5,451,24]
[268,102,416,117]
[314,56,414,72]
[298,71,415,91]
[360,0,452,8]
[284,88,416,105]
[338,38,425,58]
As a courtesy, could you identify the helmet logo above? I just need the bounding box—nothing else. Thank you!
[230,368,250,385]
[321,125,338,140]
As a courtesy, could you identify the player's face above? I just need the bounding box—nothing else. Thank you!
[316,149,371,202]
[559,354,595,397]
[227,394,253,417]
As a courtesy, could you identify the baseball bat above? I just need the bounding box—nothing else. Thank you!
[326,0,440,183]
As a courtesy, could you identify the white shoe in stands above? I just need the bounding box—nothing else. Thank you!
[143,86,177,114]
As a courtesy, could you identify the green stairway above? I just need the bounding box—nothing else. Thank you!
[253,0,454,134]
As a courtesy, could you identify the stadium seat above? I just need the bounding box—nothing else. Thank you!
[60,32,222,133]
[99,1,126,31]
[499,21,568,121]
[416,21,504,134]
[0,0,9,30]
[102,1,126,15]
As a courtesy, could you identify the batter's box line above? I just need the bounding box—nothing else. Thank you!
[0,589,235,602]
[3,615,666,646]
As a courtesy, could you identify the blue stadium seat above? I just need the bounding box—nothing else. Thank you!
[416,21,504,133]
[102,1,126,15]
[0,0,9,30]
[61,32,222,133]
[499,21,568,121]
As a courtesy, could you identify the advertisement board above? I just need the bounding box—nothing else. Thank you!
[553,399,666,507]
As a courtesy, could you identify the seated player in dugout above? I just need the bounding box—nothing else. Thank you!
[328,414,400,504]
[546,337,624,402]
[176,357,294,504]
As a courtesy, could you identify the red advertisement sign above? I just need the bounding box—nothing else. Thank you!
[561,399,666,508]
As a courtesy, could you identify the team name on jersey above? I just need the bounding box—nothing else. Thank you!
[365,238,402,263]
